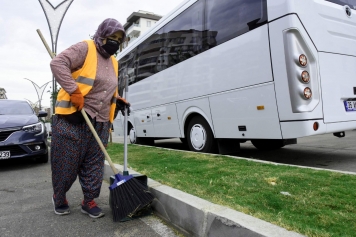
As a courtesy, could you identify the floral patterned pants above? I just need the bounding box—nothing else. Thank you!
[51,114,110,206]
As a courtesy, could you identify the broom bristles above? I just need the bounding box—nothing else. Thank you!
[111,176,155,222]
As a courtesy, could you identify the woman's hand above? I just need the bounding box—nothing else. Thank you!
[70,87,84,110]
[116,96,130,116]
[116,96,129,105]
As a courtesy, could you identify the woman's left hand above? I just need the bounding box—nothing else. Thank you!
[116,96,130,106]
[116,96,130,116]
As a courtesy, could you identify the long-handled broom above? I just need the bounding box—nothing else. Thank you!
[37,29,154,222]
[108,71,154,221]
[82,107,154,222]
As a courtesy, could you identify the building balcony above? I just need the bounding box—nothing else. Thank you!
[126,23,141,35]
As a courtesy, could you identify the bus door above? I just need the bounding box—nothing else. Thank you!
[151,105,181,138]
[133,110,155,138]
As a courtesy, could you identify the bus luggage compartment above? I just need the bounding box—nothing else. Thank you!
[319,52,356,124]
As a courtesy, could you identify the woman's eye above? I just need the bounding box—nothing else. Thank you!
[109,38,121,43]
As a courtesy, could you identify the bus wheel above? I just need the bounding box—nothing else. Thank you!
[129,126,154,145]
[129,126,138,144]
[187,117,217,153]
[180,138,187,144]
[251,139,285,151]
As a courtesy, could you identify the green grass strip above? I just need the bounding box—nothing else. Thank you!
[107,143,356,237]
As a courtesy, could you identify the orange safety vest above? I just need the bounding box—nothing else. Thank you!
[55,40,118,123]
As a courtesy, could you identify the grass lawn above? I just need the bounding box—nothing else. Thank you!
[106,143,356,237]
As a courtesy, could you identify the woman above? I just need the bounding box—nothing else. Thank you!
[50,18,129,218]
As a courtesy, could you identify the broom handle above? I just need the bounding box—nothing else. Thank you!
[81,109,119,174]
[36,28,119,175]
[36,29,55,58]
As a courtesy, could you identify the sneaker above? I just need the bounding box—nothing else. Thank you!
[81,200,105,218]
[52,195,70,215]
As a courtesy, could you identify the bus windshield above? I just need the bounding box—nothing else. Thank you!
[326,0,356,9]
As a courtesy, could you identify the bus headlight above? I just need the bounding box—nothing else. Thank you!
[303,87,312,100]
[299,54,308,67]
[301,71,310,83]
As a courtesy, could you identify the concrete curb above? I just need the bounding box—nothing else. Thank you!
[104,162,304,237]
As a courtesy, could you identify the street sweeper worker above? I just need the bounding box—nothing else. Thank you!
[50,18,130,218]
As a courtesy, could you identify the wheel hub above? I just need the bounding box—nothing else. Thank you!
[190,124,206,150]
[129,128,136,144]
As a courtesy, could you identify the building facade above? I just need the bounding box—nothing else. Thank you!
[0,88,7,99]
[121,10,162,51]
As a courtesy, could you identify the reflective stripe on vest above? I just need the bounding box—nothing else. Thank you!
[76,76,95,87]
[55,40,119,123]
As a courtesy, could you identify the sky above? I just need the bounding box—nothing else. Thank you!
[0,0,183,108]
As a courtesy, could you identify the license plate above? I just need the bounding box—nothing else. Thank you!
[344,100,356,112]
[0,151,10,159]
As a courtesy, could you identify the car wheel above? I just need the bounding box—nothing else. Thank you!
[187,117,217,153]
[129,126,154,146]
[251,139,285,151]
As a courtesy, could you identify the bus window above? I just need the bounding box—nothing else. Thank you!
[205,0,268,46]
[118,49,136,95]
[163,0,204,33]
[325,0,356,9]
[162,0,204,67]
[136,29,163,82]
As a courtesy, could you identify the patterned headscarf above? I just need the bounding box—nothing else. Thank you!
[93,18,126,58]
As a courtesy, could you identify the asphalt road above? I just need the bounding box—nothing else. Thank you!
[3,131,353,237]
[0,157,178,237]
[153,130,356,174]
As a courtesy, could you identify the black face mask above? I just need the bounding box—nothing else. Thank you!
[102,39,120,55]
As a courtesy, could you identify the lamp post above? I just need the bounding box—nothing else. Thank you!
[38,0,74,112]
[24,78,51,111]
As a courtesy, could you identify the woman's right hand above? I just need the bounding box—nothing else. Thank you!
[70,87,84,110]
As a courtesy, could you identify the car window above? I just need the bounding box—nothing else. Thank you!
[0,101,34,115]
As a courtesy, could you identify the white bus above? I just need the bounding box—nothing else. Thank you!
[114,0,356,154]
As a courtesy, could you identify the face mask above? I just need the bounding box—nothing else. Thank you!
[102,39,120,55]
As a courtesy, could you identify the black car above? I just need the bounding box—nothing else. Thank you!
[0,100,49,163]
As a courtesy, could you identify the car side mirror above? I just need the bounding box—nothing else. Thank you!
[38,111,48,118]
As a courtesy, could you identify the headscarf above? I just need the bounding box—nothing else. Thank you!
[93,18,126,58]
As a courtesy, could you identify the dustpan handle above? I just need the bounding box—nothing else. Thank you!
[123,72,129,175]
[81,109,119,174]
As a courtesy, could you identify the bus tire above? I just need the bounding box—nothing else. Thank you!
[251,139,285,151]
[129,126,154,146]
[187,117,217,153]
[180,138,187,144]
